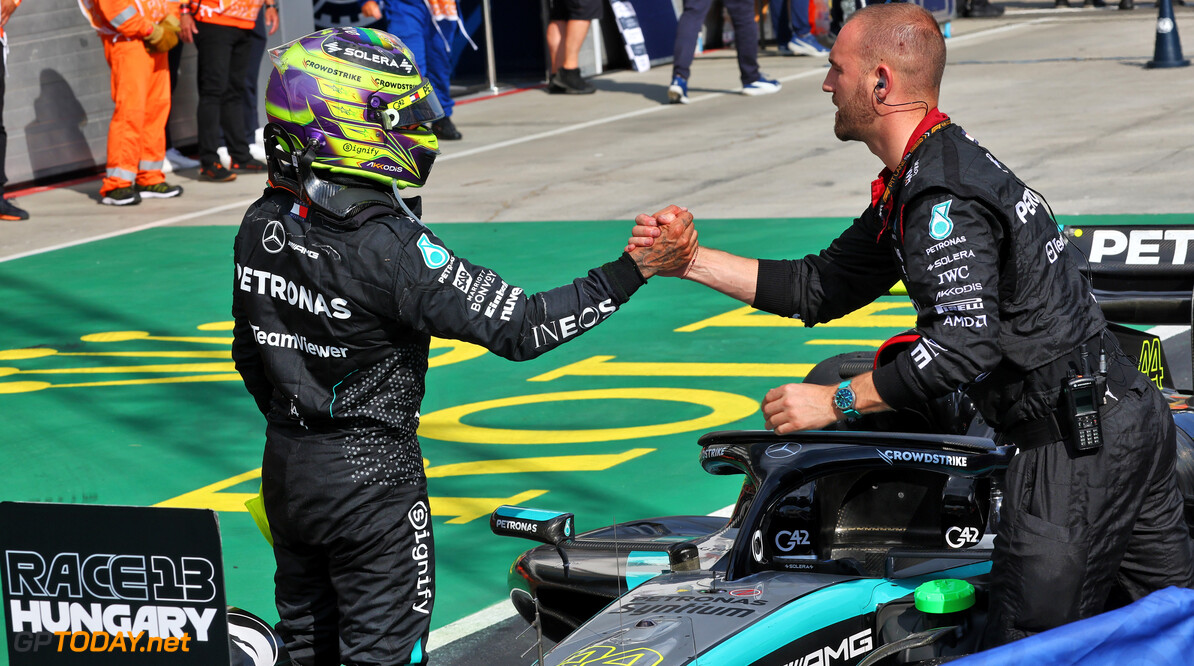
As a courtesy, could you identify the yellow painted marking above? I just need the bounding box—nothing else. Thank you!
[804,340,885,347]
[419,388,758,444]
[1,362,236,375]
[0,323,487,394]
[428,338,488,367]
[0,348,57,360]
[424,448,655,477]
[434,491,550,524]
[155,467,550,524]
[50,374,241,388]
[65,351,232,358]
[675,305,776,333]
[676,301,915,333]
[833,301,917,327]
[0,381,51,394]
[529,356,813,382]
[154,448,659,522]
[155,468,263,512]
[81,331,233,344]
[0,374,241,394]
[0,348,231,361]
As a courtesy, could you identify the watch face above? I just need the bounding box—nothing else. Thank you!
[833,387,854,411]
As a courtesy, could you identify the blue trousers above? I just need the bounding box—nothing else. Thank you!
[381,0,456,118]
[771,0,813,44]
[671,0,761,85]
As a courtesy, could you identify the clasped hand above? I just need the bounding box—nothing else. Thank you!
[626,205,698,279]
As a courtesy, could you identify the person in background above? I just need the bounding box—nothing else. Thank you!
[242,5,270,159]
[669,0,781,104]
[180,0,277,182]
[546,0,599,94]
[234,28,695,665]
[961,0,1004,17]
[361,0,475,140]
[632,3,1191,646]
[80,0,185,206]
[772,0,829,57]
[165,38,202,171]
[0,0,27,219]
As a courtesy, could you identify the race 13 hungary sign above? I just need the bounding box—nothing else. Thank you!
[1,502,229,665]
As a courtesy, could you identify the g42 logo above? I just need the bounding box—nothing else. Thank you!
[559,645,663,665]
[1139,338,1165,390]
[775,529,811,552]
[946,526,981,549]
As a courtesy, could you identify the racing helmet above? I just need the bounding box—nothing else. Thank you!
[265,27,443,192]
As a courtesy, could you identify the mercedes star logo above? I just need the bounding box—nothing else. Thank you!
[764,442,802,459]
[262,220,286,254]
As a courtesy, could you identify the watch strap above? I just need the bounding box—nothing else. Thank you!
[835,380,862,420]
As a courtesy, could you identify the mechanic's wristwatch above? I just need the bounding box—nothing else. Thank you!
[833,380,862,420]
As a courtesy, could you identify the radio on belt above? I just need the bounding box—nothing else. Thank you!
[1061,374,1104,452]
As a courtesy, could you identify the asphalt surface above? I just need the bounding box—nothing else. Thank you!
[4,2,1192,259]
[4,2,1193,664]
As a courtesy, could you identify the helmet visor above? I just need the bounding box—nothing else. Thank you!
[372,82,445,130]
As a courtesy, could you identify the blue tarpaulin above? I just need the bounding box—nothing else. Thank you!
[953,587,1194,666]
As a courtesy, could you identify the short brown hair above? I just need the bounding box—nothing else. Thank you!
[847,3,946,100]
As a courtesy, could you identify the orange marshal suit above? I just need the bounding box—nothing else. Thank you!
[80,0,180,195]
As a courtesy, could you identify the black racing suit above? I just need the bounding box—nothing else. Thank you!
[753,110,1193,645]
[231,185,646,665]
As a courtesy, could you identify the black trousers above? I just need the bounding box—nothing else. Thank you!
[1,45,8,190]
[242,9,268,146]
[984,346,1194,646]
[263,427,434,666]
[671,0,761,85]
[194,21,253,167]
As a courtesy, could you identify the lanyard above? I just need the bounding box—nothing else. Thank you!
[877,119,952,227]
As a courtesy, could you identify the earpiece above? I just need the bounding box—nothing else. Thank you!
[872,75,929,113]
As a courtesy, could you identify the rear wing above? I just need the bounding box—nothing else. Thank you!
[1064,224,1194,391]
[1064,224,1194,324]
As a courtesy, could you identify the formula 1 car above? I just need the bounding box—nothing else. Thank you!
[490,224,1194,666]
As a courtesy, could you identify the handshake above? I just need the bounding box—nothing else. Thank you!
[625,204,701,279]
[623,205,842,435]
[145,14,181,53]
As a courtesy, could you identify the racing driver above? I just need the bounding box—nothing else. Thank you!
[628,2,1193,648]
[231,28,695,665]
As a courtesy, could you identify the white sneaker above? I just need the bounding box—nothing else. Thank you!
[788,33,830,57]
[249,127,267,161]
[668,75,690,104]
[217,146,231,169]
[166,148,200,171]
[742,75,781,96]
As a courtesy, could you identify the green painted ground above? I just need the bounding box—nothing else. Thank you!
[1,213,1189,658]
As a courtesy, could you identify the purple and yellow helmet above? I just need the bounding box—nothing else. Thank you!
[266,27,443,189]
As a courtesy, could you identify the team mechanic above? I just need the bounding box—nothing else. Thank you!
[629,3,1193,648]
[231,28,696,666]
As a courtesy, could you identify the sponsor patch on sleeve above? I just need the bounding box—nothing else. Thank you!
[929,200,954,240]
[417,234,451,269]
